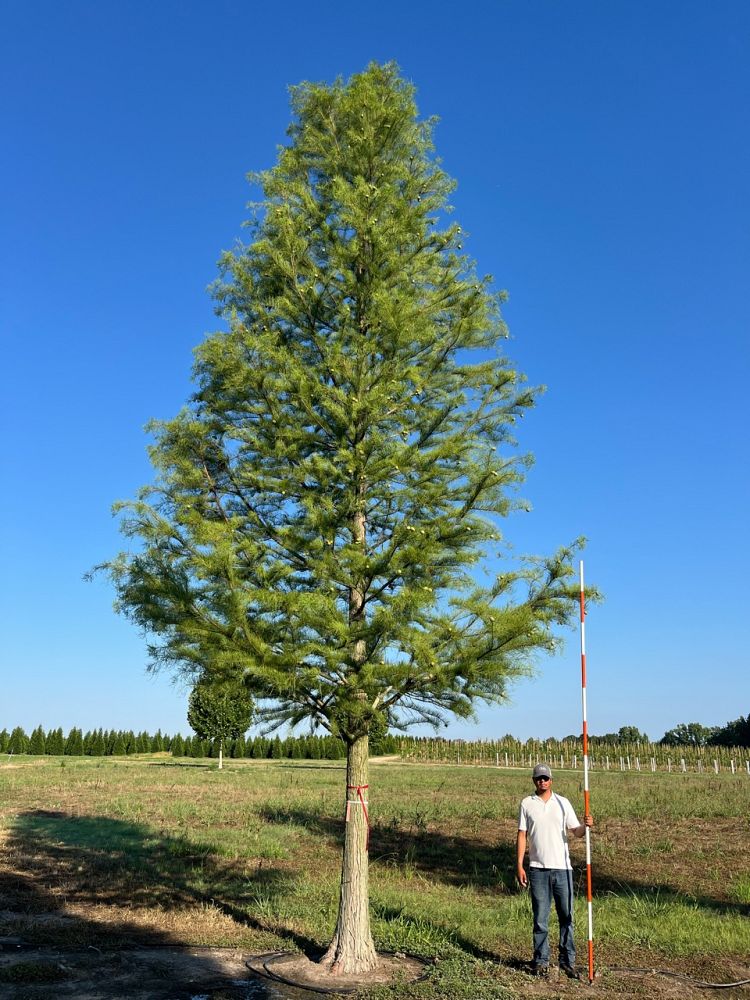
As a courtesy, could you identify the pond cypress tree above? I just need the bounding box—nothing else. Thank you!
[101,63,586,975]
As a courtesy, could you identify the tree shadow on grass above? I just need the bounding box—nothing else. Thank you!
[258,804,518,891]
[368,902,533,973]
[257,803,750,921]
[0,809,320,998]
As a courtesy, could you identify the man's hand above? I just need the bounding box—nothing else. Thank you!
[517,865,528,889]
[574,814,594,837]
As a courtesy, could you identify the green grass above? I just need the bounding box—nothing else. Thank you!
[0,756,748,998]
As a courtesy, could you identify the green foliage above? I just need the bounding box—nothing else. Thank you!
[709,712,750,747]
[616,725,649,743]
[187,676,254,749]
[99,62,588,747]
[367,710,390,755]
[591,725,650,745]
[8,726,29,755]
[28,725,46,755]
[64,727,83,755]
[660,722,719,746]
[46,727,64,754]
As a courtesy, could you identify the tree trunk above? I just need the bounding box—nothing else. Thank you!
[320,732,378,973]
[320,452,377,973]
[218,740,223,770]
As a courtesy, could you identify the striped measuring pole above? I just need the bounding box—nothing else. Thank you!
[579,560,595,983]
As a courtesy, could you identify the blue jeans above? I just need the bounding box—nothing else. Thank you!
[528,867,576,968]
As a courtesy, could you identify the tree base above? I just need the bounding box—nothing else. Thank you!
[247,950,430,994]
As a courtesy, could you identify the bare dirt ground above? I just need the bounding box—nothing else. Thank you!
[2,935,749,999]
[0,942,311,999]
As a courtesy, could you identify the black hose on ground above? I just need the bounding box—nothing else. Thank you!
[606,965,750,989]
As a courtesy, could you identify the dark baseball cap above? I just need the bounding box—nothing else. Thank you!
[532,763,552,779]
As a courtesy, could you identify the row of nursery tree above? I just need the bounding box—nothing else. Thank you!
[0,726,400,759]
[486,718,750,748]
[399,732,750,769]
[3,721,747,761]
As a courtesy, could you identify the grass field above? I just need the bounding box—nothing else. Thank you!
[1,755,748,998]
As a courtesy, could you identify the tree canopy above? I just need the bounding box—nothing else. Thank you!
[104,63,585,741]
[589,725,650,745]
[709,712,750,747]
[660,722,718,746]
[187,675,254,768]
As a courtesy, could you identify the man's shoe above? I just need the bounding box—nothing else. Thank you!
[532,965,550,978]
[560,964,582,980]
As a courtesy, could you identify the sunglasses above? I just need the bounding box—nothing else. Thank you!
[534,775,551,782]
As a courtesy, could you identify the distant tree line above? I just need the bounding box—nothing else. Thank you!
[659,715,750,747]
[559,716,750,749]
[0,726,400,759]
[3,715,746,761]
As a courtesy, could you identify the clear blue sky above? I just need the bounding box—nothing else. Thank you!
[2,1,748,743]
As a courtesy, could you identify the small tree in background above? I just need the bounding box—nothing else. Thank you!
[100,63,589,975]
[46,727,64,755]
[29,725,46,755]
[8,726,29,755]
[64,727,83,756]
[616,725,649,743]
[187,676,254,769]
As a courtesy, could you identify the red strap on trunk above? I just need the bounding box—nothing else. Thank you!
[345,783,370,851]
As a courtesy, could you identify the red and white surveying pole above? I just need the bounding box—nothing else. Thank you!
[579,560,594,983]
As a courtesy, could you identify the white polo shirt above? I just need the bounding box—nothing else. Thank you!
[518,792,580,870]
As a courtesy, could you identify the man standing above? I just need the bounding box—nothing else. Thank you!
[516,763,593,978]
